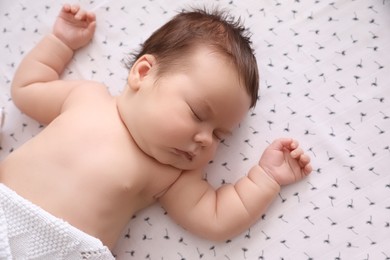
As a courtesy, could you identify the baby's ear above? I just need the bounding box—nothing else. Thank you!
[127,54,157,90]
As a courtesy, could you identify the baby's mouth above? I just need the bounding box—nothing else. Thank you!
[174,149,194,161]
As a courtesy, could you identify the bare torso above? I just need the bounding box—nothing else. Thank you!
[0,83,181,249]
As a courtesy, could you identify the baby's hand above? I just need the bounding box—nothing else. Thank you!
[259,138,312,186]
[53,4,96,50]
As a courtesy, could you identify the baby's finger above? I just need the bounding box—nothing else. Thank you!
[291,147,303,159]
[75,9,87,20]
[70,4,80,15]
[303,163,312,175]
[87,21,97,35]
[289,139,299,150]
[299,155,311,173]
[62,4,71,13]
[299,154,310,165]
[86,11,96,22]
[270,138,295,151]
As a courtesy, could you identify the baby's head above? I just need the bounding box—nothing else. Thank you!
[125,7,259,108]
[119,8,259,170]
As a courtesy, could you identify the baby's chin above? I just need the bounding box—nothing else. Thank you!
[164,158,210,172]
[168,161,204,172]
[145,147,213,171]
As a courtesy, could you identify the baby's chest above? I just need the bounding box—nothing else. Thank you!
[123,157,181,200]
[83,140,180,200]
[54,109,181,199]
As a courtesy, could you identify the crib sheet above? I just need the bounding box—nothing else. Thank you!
[1,0,389,259]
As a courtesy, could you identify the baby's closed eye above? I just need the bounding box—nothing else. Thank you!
[190,106,202,121]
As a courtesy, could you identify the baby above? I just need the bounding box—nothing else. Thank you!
[0,3,312,259]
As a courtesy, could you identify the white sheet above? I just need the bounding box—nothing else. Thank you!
[1,0,389,259]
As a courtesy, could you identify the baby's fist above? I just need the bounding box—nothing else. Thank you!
[53,4,96,50]
[259,138,312,186]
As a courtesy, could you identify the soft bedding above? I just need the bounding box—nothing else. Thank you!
[1,0,389,259]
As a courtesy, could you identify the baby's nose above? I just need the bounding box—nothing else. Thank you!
[194,129,213,147]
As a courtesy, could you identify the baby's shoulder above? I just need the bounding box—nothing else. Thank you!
[64,80,111,104]
[70,80,109,95]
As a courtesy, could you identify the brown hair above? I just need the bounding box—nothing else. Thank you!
[125,7,259,108]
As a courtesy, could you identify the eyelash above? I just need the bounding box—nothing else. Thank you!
[190,107,202,121]
[213,132,223,141]
[190,105,224,142]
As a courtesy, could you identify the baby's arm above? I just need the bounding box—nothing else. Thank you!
[159,138,311,241]
[11,4,96,124]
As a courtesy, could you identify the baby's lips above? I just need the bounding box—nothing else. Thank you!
[174,148,195,161]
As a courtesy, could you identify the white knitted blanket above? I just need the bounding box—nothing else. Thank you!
[0,184,114,260]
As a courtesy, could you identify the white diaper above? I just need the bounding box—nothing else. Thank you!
[0,184,114,259]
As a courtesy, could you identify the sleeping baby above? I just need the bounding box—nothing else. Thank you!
[0,3,312,259]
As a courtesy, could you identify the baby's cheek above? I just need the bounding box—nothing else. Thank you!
[208,144,219,160]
